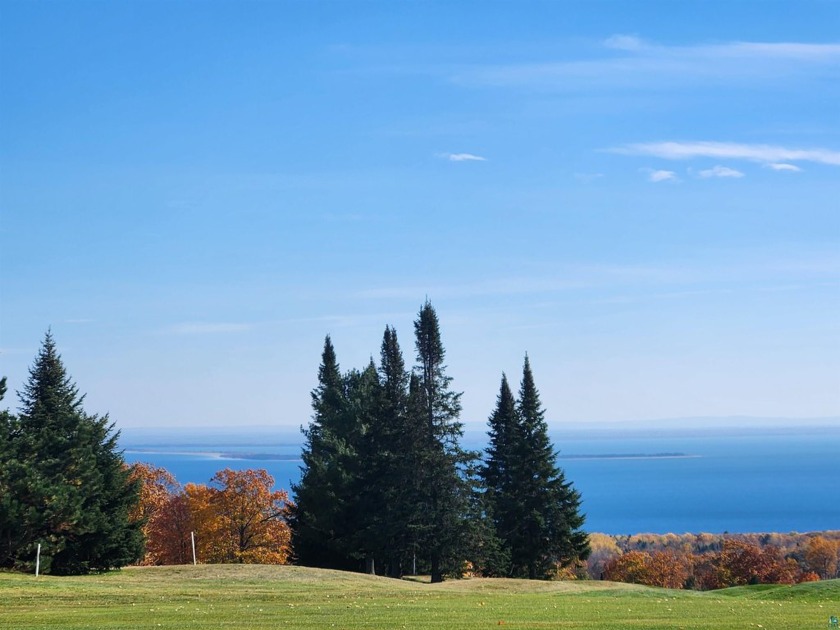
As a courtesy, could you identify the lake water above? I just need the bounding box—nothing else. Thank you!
[121,426,840,535]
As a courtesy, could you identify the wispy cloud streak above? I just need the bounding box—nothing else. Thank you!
[698,165,745,178]
[766,163,802,172]
[644,169,678,183]
[452,38,840,90]
[612,141,840,166]
[166,322,252,335]
[439,152,488,162]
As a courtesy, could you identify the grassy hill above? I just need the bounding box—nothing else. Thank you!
[1,565,837,629]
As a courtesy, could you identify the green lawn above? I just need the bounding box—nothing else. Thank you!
[1,565,837,629]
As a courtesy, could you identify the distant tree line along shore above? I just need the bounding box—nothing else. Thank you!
[2,307,838,588]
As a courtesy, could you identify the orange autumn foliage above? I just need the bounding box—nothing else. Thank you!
[804,536,839,580]
[128,462,181,565]
[131,464,292,566]
[603,550,691,589]
[206,468,292,564]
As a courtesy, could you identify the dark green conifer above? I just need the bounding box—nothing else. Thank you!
[509,355,589,578]
[375,326,426,577]
[291,335,359,569]
[412,300,473,582]
[0,332,143,574]
[478,373,519,575]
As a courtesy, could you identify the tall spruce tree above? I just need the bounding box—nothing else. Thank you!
[412,300,472,582]
[478,373,519,575]
[291,336,360,570]
[344,358,384,573]
[508,355,589,578]
[0,376,19,567]
[0,332,143,574]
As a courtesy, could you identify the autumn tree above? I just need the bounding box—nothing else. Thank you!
[128,463,180,565]
[603,550,691,588]
[184,482,227,563]
[209,468,292,564]
[586,533,622,579]
[804,536,839,580]
[0,332,143,574]
[150,492,194,565]
[603,551,652,585]
[695,539,800,589]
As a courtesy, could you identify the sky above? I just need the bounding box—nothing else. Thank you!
[1,0,838,431]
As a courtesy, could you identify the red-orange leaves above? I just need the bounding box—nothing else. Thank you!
[129,464,292,566]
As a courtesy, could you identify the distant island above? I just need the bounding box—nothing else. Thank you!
[123,449,699,462]
[559,453,699,460]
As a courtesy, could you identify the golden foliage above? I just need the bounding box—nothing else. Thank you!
[130,465,292,566]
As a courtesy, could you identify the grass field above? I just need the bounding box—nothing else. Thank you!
[1,565,838,629]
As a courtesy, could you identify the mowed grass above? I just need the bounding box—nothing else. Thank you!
[1,565,838,630]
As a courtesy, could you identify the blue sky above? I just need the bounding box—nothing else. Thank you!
[1,1,838,430]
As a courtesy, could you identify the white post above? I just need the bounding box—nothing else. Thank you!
[191,531,196,566]
[35,544,41,577]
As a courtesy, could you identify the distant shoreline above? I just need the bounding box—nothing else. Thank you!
[559,453,699,460]
[124,449,302,462]
[124,448,697,462]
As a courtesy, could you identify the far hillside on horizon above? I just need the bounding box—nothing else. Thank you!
[117,415,840,447]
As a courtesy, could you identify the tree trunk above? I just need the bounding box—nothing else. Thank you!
[430,553,443,583]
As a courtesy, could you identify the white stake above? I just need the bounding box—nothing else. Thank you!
[35,543,41,577]
[191,531,196,565]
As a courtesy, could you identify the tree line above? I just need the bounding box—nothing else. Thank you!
[128,463,291,565]
[588,532,840,589]
[0,303,590,579]
[290,301,589,581]
[1,326,837,587]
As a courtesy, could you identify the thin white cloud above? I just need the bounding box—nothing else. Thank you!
[612,141,840,166]
[698,165,745,178]
[574,172,605,183]
[646,169,678,183]
[603,34,646,51]
[453,38,840,91]
[726,42,840,60]
[766,162,803,172]
[166,322,252,335]
[440,152,487,162]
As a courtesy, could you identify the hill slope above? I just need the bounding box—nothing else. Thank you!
[0,565,837,629]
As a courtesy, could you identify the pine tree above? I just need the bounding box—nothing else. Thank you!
[508,355,589,578]
[375,326,426,577]
[291,336,359,569]
[412,300,472,582]
[0,376,21,567]
[478,373,519,575]
[0,332,144,574]
[343,358,384,573]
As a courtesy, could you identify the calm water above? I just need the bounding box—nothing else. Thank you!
[122,428,840,535]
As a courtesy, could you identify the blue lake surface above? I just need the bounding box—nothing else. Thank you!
[122,428,840,535]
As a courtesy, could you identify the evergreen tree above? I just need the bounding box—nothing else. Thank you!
[374,326,426,577]
[344,358,384,573]
[0,332,143,574]
[291,336,359,570]
[508,355,589,578]
[478,373,520,575]
[412,300,472,582]
[0,376,21,567]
